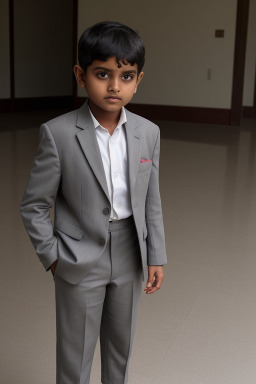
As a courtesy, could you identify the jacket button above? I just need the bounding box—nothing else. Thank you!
[103,207,110,215]
[99,239,106,246]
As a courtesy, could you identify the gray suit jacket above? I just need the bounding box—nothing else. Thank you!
[20,102,166,284]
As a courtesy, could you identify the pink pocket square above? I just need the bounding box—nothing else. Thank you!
[140,159,151,163]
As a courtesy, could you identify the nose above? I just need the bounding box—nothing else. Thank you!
[107,76,120,93]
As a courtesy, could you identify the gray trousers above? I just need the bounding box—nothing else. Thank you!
[54,216,143,384]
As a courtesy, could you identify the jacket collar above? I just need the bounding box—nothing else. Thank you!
[75,101,142,203]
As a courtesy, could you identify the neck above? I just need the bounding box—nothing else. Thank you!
[89,100,121,131]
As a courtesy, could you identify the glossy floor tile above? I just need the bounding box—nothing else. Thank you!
[0,111,256,383]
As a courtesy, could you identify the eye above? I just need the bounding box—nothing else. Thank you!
[122,74,134,81]
[97,72,109,79]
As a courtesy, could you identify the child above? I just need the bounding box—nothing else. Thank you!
[20,21,167,384]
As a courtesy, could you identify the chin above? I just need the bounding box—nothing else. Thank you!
[104,105,124,112]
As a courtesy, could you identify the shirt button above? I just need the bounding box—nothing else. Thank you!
[103,207,110,215]
[116,203,120,208]
[99,239,106,246]
[114,172,119,178]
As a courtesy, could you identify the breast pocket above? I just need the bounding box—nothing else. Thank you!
[138,161,152,173]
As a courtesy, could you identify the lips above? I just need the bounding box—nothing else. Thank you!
[104,96,121,100]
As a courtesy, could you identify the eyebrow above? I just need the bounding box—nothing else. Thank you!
[93,66,137,74]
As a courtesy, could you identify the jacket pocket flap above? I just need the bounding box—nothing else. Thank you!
[55,218,84,240]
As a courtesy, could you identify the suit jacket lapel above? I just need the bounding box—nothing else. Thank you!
[125,112,141,198]
[76,102,110,203]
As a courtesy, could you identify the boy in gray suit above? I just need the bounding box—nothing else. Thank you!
[20,21,167,384]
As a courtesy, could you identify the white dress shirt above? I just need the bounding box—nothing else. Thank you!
[89,107,132,221]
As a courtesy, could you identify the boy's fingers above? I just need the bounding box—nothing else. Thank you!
[144,266,164,294]
[146,272,156,288]
[50,260,58,273]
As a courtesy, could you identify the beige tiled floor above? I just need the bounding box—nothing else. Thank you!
[1,111,256,383]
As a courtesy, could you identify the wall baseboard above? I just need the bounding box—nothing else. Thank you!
[243,106,255,118]
[127,103,231,125]
[0,96,73,113]
[0,99,12,113]
[1,97,255,124]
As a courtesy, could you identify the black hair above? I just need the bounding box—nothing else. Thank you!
[78,21,145,74]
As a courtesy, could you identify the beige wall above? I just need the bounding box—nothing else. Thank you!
[77,0,237,109]
[0,0,11,99]
[14,0,73,98]
[243,0,256,106]
[1,1,253,108]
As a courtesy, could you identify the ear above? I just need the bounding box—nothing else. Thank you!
[134,71,144,94]
[73,65,86,88]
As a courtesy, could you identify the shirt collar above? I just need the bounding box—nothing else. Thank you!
[89,106,127,130]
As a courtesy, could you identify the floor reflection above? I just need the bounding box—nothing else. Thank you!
[0,111,256,384]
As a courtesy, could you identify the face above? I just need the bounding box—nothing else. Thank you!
[74,57,144,116]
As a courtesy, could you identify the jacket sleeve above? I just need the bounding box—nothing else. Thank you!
[20,123,61,270]
[145,129,167,265]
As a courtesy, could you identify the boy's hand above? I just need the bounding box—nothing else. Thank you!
[144,266,164,294]
[50,260,58,274]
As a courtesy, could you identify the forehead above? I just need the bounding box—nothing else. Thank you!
[89,56,138,72]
